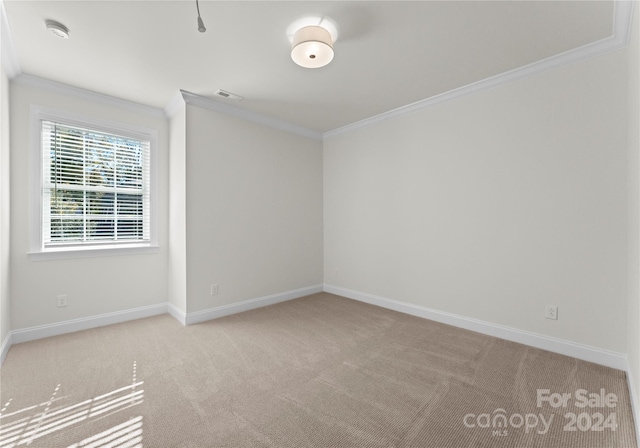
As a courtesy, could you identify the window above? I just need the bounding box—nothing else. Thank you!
[30,108,157,260]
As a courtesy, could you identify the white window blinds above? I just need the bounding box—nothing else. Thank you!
[41,120,151,248]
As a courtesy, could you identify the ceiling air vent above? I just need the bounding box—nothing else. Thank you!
[215,89,243,101]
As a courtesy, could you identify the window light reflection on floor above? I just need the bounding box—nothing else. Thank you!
[67,416,143,448]
[0,361,143,448]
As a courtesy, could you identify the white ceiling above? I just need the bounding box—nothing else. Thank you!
[3,1,617,133]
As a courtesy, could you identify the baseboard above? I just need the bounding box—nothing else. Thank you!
[323,284,628,371]
[167,303,187,326]
[9,303,168,346]
[185,284,324,325]
[0,286,324,366]
[0,331,12,365]
[627,362,640,447]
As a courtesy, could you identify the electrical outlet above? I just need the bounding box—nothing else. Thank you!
[210,284,218,296]
[57,294,67,308]
[545,305,558,320]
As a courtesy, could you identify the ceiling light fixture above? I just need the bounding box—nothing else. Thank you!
[291,25,334,69]
[45,20,69,39]
[196,0,206,33]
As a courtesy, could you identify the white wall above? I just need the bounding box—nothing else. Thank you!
[324,48,628,353]
[9,81,169,330]
[0,62,10,346]
[168,103,187,315]
[627,1,640,420]
[184,104,323,314]
[2,9,636,392]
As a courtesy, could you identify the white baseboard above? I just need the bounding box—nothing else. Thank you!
[627,363,640,448]
[9,303,168,346]
[0,331,12,365]
[0,285,325,366]
[185,284,324,325]
[1,284,636,439]
[323,284,628,371]
[167,303,187,326]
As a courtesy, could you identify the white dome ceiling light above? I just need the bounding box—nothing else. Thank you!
[291,25,334,69]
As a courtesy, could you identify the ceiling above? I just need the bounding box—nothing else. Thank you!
[2,1,617,133]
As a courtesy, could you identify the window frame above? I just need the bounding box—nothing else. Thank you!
[29,106,158,261]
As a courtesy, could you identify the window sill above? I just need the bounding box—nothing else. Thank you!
[28,244,159,262]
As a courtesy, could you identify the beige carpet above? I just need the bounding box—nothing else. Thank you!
[0,293,636,447]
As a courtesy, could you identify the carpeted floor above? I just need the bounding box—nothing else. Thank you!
[0,293,637,447]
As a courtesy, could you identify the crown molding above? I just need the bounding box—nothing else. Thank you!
[616,0,636,47]
[179,90,323,141]
[164,90,186,119]
[324,0,636,140]
[12,74,166,118]
[0,0,20,78]
[3,1,634,139]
